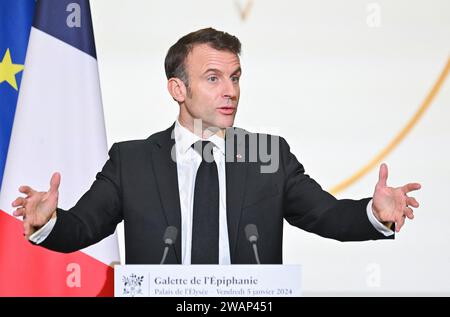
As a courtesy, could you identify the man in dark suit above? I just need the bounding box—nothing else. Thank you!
[12,28,421,264]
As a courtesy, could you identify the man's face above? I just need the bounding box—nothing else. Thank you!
[179,44,241,131]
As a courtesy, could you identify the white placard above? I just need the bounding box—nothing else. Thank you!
[114,265,301,297]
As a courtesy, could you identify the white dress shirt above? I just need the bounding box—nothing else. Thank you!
[30,120,393,258]
[173,120,231,264]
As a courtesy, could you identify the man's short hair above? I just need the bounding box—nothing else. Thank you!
[164,27,241,87]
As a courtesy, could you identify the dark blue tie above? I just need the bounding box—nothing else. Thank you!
[191,141,219,264]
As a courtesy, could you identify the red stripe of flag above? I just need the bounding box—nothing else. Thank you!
[0,210,114,297]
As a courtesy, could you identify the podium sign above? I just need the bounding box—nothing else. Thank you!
[114,265,301,297]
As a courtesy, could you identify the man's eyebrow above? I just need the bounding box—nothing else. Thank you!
[231,67,242,76]
[202,67,242,76]
[202,68,223,75]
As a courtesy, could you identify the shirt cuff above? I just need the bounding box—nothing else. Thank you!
[366,199,394,237]
[29,217,57,244]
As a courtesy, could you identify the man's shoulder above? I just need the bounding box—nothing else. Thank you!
[113,138,148,148]
[111,125,174,151]
[229,126,276,138]
[229,126,287,145]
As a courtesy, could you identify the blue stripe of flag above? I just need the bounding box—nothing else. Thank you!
[0,0,36,190]
[33,0,97,59]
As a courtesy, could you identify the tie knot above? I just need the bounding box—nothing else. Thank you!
[191,141,215,162]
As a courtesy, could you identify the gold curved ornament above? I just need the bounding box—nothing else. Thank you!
[330,56,450,195]
[234,0,254,21]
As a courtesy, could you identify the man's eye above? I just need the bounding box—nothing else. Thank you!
[208,76,218,82]
[231,76,240,83]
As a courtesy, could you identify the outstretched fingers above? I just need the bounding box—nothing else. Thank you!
[404,207,414,219]
[395,213,406,232]
[18,185,35,196]
[395,201,417,232]
[402,183,421,194]
[13,207,26,217]
[49,172,61,194]
[406,196,419,208]
[12,197,26,208]
[23,221,31,237]
[377,163,388,187]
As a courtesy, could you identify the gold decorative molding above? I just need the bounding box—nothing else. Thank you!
[234,0,254,21]
[330,56,450,195]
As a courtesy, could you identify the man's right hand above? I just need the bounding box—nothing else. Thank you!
[12,172,61,239]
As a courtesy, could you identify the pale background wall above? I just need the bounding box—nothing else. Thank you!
[89,0,450,295]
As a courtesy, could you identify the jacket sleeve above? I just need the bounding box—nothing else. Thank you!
[40,143,123,252]
[280,137,393,242]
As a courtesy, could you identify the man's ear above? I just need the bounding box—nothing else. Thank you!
[167,78,187,103]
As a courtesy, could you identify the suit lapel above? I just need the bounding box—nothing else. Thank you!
[225,128,248,263]
[151,123,182,263]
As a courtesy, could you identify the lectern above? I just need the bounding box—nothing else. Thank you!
[114,265,301,297]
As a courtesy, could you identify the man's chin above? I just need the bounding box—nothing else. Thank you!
[205,124,232,134]
[194,116,235,132]
[216,117,235,129]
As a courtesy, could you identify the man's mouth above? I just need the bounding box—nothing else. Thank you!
[217,107,236,115]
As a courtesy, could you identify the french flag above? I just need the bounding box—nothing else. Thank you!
[0,0,119,296]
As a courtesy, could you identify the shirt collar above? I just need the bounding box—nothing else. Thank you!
[174,119,225,156]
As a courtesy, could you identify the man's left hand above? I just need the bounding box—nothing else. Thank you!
[372,163,421,233]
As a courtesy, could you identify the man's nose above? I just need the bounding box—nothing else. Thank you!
[222,79,237,100]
